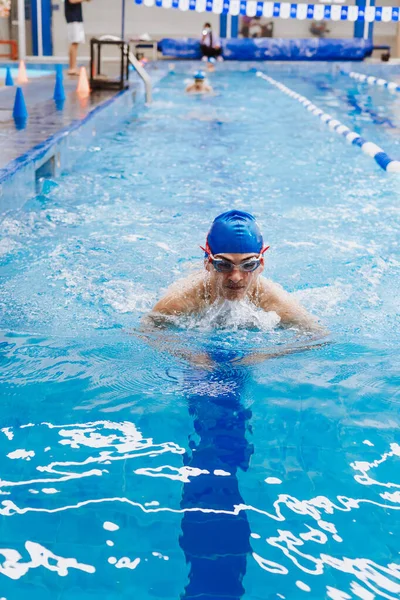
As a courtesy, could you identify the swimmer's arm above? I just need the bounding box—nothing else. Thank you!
[258,280,328,336]
[232,338,331,366]
[146,278,206,324]
[136,280,213,367]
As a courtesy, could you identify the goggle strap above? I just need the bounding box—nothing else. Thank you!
[261,245,270,254]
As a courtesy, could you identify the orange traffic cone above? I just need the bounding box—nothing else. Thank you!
[17,60,28,85]
[76,66,90,98]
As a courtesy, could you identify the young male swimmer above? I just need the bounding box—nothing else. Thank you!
[149,210,324,334]
[186,71,213,95]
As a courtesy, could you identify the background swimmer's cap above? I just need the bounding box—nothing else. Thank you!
[194,71,205,80]
[206,210,263,254]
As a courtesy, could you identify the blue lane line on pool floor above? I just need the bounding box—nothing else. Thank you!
[256,71,400,174]
[341,70,400,93]
[299,76,396,129]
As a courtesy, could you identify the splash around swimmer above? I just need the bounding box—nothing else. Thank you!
[149,210,324,334]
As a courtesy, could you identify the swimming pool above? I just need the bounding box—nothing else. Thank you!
[0,62,399,600]
[0,64,54,82]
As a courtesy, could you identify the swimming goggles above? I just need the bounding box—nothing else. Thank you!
[200,245,270,273]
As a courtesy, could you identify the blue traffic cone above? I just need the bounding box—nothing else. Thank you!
[55,64,63,79]
[5,66,14,86]
[13,87,28,128]
[55,98,65,111]
[53,74,66,103]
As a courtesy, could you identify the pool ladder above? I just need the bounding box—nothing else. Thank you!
[98,35,152,104]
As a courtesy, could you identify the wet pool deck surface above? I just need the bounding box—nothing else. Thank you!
[0,73,120,172]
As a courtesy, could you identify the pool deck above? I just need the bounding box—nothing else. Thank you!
[0,74,120,172]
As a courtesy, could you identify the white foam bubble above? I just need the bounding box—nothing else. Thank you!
[214,469,230,476]
[103,521,119,532]
[102,280,155,314]
[1,428,13,441]
[265,477,282,485]
[7,450,35,461]
[296,581,311,592]
[186,299,281,332]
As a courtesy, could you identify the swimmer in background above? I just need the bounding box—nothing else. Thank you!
[149,210,326,336]
[186,71,213,95]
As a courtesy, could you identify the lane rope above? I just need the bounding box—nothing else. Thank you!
[341,70,400,93]
[256,71,400,174]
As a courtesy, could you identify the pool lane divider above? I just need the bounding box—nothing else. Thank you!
[340,70,400,93]
[256,71,400,174]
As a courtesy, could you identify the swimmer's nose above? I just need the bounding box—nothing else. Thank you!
[228,269,243,283]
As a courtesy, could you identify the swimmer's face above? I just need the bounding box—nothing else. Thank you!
[205,252,264,301]
[194,78,205,89]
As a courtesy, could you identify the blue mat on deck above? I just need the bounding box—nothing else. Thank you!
[158,38,373,61]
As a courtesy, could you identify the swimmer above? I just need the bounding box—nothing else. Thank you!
[185,71,213,95]
[149,210,326,335]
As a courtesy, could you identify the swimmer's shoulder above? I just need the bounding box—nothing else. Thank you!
[150,272,208,317]
[254,278,324,332]
[255,277,303,314]
[253,277,287,306]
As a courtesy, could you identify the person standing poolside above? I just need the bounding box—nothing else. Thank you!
[65,0,89,75]
[185,71,213,94]
[150,210,324,334]
[200,22,223,62]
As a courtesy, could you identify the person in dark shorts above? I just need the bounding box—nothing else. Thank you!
[64,0,89,75]
[200,22,223,62]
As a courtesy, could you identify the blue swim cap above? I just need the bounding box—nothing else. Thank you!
[194,71,205,80]
[206,210,264,254]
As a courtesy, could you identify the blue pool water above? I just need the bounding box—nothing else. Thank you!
[0,63,399,600]
[0,66,54,81]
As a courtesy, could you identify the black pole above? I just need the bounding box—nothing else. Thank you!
[121,0,126,40]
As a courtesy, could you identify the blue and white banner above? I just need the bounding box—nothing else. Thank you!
[135,0,400,22]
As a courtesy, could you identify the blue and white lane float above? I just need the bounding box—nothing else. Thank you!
[256,71,400,174]
[341,70,400,93]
